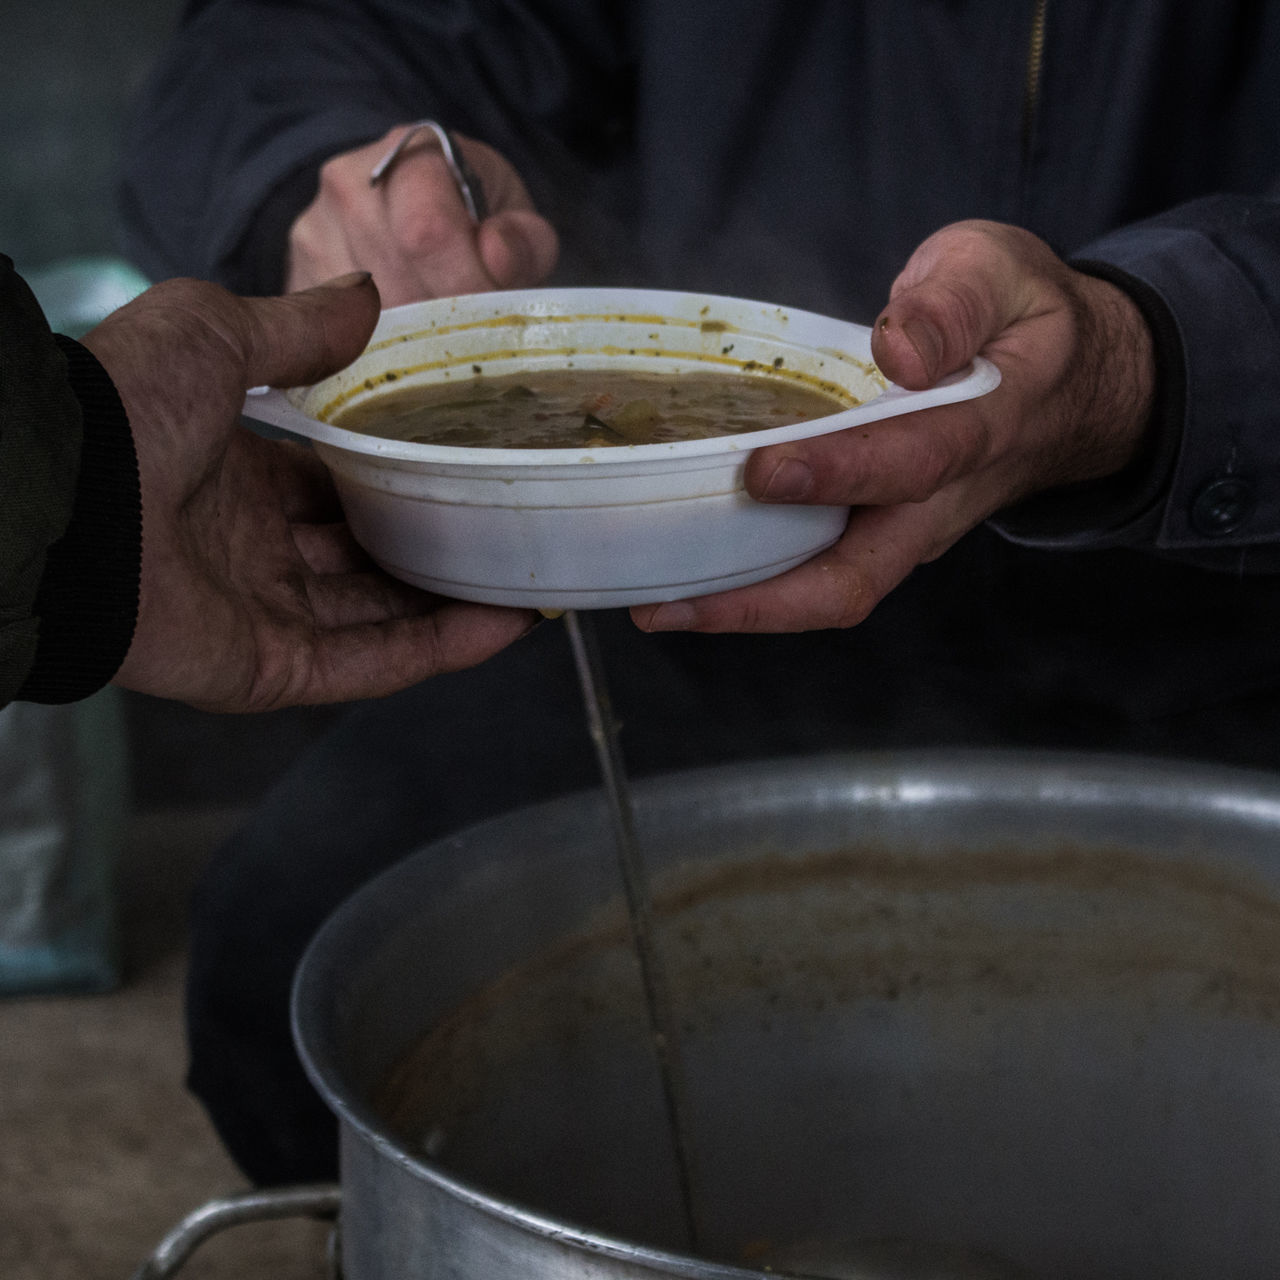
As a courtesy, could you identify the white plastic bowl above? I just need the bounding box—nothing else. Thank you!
[244,288,999,609]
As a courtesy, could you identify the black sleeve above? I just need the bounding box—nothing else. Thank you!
[0,257,141,706]
[16,338,142,704]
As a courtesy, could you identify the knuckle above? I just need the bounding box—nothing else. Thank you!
[387,197,461,260]
[316,155,350,200]
[287,215,324,262]
[727,601,770,632]
[903,417,992,501]
[833,590,876,630]
[900,436,956,500]
[914,278,990,361]
[816,562,877,630]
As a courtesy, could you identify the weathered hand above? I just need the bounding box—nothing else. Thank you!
[82,273,536,711]
[632,220,1157,634]
[286,124,559,305]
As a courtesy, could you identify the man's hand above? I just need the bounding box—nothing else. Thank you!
[632,220,1157,634]
[286,124,559,305]
[82,273,536,711]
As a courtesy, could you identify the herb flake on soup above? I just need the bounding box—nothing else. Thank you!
[332,368,850,448]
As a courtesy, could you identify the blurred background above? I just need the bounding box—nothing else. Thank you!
[2,0,343,822]
[3,3,171,270]
[2,4,341,1276]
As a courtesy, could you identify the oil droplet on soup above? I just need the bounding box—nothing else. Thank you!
[332,368,850,448]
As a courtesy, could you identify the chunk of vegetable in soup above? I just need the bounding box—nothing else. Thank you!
[332,368,850,448]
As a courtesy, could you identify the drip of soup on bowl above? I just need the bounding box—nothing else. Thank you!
[331,367,851,450]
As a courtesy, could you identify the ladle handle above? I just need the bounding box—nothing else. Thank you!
[128,1182,342,1280]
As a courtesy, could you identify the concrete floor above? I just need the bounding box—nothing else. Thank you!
[0,805,332,1280]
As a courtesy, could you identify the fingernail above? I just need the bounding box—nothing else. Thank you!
[321,270,373,289]
[644,601,696,631]
[760,456,815,502]
[901,317,942,382]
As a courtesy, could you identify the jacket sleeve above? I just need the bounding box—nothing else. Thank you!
[0,258,141,707]
[117,0,631,294]
[989,192,1280,573]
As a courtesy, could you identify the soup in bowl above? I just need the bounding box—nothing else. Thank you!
[243,288,999,609]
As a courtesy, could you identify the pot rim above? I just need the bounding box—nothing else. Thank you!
[289,747,1280,1277]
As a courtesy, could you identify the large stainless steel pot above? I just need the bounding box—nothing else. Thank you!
[291,751,1280,1280]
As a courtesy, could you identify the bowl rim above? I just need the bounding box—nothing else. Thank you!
[243,287,1001,468]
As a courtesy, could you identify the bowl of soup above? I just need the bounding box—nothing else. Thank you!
[243,288,999,609]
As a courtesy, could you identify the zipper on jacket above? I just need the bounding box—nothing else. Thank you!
[1021,0,1048,160]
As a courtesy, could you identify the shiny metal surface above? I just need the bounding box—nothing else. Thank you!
[563,608,701,1250]
[293,751,1280,1280]
[368,119,488,222]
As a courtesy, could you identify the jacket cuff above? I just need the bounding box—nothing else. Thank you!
[987,260,1187,548]
[16,337,141,703]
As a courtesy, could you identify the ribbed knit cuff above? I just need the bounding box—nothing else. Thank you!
[15,337,141,703]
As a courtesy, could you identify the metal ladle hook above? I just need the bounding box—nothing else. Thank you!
[369,119,489,223]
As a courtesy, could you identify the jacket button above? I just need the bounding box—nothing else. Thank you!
[1190,476,1255,536]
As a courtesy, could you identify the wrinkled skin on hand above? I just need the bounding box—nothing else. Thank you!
[83,274,536,711]
[286,124,560,305]
[632,220,1157,634]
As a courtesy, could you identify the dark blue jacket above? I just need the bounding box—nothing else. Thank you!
[121,1,1280,1189]
[119,0,1280,567]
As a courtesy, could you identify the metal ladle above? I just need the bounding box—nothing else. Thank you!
[562,609,702,1251]
[369,119,489,222]
[380,130,702,1249]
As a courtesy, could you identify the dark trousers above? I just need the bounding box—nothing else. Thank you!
[185,529,1280,1184]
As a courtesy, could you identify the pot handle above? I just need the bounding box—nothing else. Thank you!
[128,1182,341,1280]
